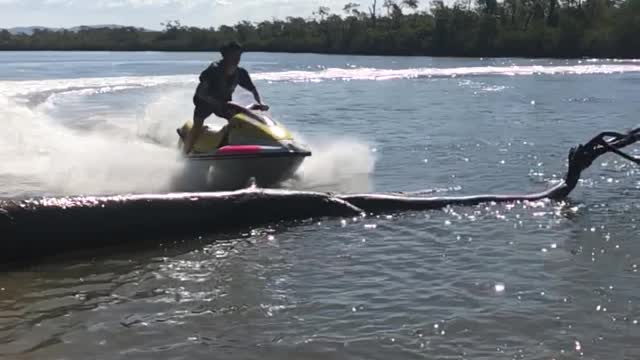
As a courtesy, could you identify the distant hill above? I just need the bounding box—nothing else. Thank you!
[5,25,151,35]
[6,26,59,35]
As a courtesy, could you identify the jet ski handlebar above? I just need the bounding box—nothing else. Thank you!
[247,103,270,111]
[226,102,271,124]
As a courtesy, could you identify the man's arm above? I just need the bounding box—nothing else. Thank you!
[238,68,264,105]
[251,88,262,104]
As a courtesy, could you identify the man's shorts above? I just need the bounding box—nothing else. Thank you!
[193,96,230,120]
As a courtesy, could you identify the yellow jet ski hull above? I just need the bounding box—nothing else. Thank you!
[176,111,311,190]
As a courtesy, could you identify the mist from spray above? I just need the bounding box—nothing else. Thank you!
[136,88,196,147]
[0,94,186,197]
[284,134,376,193]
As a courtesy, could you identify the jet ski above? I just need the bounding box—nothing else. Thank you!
[176,102,311,190]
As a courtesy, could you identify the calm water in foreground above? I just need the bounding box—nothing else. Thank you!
[1,52,640,359]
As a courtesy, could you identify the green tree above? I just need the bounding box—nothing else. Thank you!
[343,2,362,15]
[0,0,638,58]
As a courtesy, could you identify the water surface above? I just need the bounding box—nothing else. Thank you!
[1,52,639,359]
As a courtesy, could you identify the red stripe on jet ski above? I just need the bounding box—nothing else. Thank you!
[216,145,263,154]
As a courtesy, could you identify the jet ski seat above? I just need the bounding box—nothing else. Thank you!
[177,120,228,154]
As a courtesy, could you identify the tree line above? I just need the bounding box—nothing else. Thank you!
[1,0,639,58]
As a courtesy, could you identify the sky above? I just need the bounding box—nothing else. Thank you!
[0,0,429,29]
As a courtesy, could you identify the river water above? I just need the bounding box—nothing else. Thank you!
[1,52,639,359]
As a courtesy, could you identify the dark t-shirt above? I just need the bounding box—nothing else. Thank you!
[195,60,256,103]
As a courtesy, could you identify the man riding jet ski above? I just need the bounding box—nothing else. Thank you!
[176,41,311,189]
[183,40,265,154]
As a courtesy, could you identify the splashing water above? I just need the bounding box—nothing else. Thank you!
[135,88,197,147]
[0,82,376,197]
[0,95,185,198]
[283,135,376,193]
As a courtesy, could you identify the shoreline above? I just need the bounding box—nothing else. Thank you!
[1,49,639,61]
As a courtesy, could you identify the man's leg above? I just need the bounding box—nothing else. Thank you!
[183,107,209,154]
[212,106,233,147]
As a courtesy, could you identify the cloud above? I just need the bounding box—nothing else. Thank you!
[95,0,210,9]
[0,0,212,8]
[43,0,75,4]
[1,0,431,28]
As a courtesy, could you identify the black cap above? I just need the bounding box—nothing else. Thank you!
[220,41,243,56]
